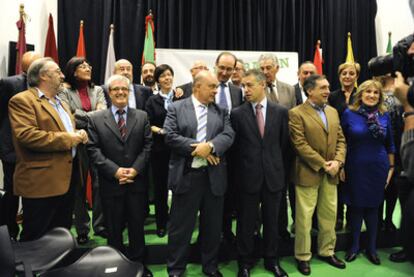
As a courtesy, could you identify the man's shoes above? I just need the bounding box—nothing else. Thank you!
[264,264,288,277]
[76,234,89,245]
[143,266,153,277]
[94,229,108,239]
[296,259,311,275]
[345,252,357,262]
[366,253,381,265]
[318,255,346,269]
[389,250,407,263]
[237,266,250,277]
[156,228,166,238]
[202,270,223,277]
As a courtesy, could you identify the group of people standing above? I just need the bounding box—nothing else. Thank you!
[0,49,408,277]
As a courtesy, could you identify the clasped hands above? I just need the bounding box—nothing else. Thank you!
[190,142,220,166]
[324,160,341,177]
[115,167,138,185]
[70,129,88,146]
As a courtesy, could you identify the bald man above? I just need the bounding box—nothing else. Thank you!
[0,51,41,239]
[294,61,317,105]
[176,60,209,98]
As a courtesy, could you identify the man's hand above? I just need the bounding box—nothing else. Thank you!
[325,160,340,177]
[151,125,162,134]
[115,167,130,185]
[190,142,212,158]
[69,131,84,147]
[394,72,409,106]
[206,154,220,165]
[76,129,88,144]
[175,88,184,98]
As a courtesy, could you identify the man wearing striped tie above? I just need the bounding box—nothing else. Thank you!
[164,70,235,277]
[87,74,153,277]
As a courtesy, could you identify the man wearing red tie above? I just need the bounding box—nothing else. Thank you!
[231,69,289,277]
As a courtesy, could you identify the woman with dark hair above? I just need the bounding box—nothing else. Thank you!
[145,64,183,237]
[59,56,107,244]
[341,80,395,265]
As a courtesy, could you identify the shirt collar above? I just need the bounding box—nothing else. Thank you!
[111,105,128,115]
[251,96,267,110]
[36,88,62,104]
[191,95,206,108]
[307,99,326,111]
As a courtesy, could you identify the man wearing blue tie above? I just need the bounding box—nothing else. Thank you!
[164,70,235,277]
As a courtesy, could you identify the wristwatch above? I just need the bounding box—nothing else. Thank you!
[208,142,215,153]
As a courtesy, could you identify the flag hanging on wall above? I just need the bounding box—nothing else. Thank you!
[386,32,392,54]
[76,20,86,57]
[44,14,59,63]
[313,40,323,74]
[104,24,116,82]
[15,4,27,74]
[142,11,156,65]
[346,32,355,63]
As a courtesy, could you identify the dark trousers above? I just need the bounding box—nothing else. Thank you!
[101,190,147,262]
[237,184,282,267]
[150,151,170,229]
[337,181,350,225]
[73,165,105,236]
[0,161,19,239]
[396,175,414,259]
[19,166,77,241]
[378,173,399,225]
[167,170,224,276]
[222,161,237,236]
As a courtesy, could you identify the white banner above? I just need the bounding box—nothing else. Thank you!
[155,48,299,87]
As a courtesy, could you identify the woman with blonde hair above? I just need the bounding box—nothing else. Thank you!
[341,80,395,265]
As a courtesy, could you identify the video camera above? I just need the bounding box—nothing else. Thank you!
[368,33,414,78]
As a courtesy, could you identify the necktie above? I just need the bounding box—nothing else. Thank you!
[267,83,279,103]
[255,104,265,138]
[117,109,127,140]
[219,82,228,109]
[196,105,208,142]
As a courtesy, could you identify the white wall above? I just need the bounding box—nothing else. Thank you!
[0,0,57,78]
[376,0,414,55]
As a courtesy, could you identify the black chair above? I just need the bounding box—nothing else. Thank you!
[0,225,32,277]
[13,227,77,274]
[40,245,144,277]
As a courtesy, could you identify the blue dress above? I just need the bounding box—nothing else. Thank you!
[341,108,395,208]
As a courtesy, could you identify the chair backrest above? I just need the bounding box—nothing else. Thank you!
[0,225,16,277]
[40,245,144,277]
[13,227,77,273]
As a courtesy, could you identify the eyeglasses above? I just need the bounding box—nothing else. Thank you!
[217,65,234,73]
[110,86,129,92]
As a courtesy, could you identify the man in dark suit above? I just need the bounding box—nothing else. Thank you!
[103,59,152,110]
[8,58,87,241]
[294,61,317,106]
[141,61,157,91]
[176,60,208,98]
[87,74,153,277]
[164,70,235,277]
[214,51,243,243]
[0,51,40,239]
[231,69,289,277]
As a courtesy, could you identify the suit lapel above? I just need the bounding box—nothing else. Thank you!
[303,102,328,133]
[32,88,68,131]
[243,102,262,140]
[88,87,97,110]
[133,85,144,109]
[104,109,123,142]
[263,103,274,139]
[125,109,138,141]
[184,98,198,139]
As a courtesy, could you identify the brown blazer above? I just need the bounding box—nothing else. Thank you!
[8,88,77,198]
[288,101,346,187]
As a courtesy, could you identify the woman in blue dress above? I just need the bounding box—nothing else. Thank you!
[341,80,395,265]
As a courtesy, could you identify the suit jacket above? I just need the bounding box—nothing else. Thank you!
[294,83,304,106]
[177,82,193,99]
[102,83,152,110]
[0,74,27,162]
[8,88,76,198]
[288,101,346,187]
[163,97,235,196]
[267,80,296,110]
[228,83,243,109]
[328,88,356,118]
[231,101,289,193]
[87,108,152,197]
[59,86,106,129]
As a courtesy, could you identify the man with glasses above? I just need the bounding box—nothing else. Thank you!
[8,58,88,241]
[87,74,153,277]
[231,59,246,88]
[177,60,209,98]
